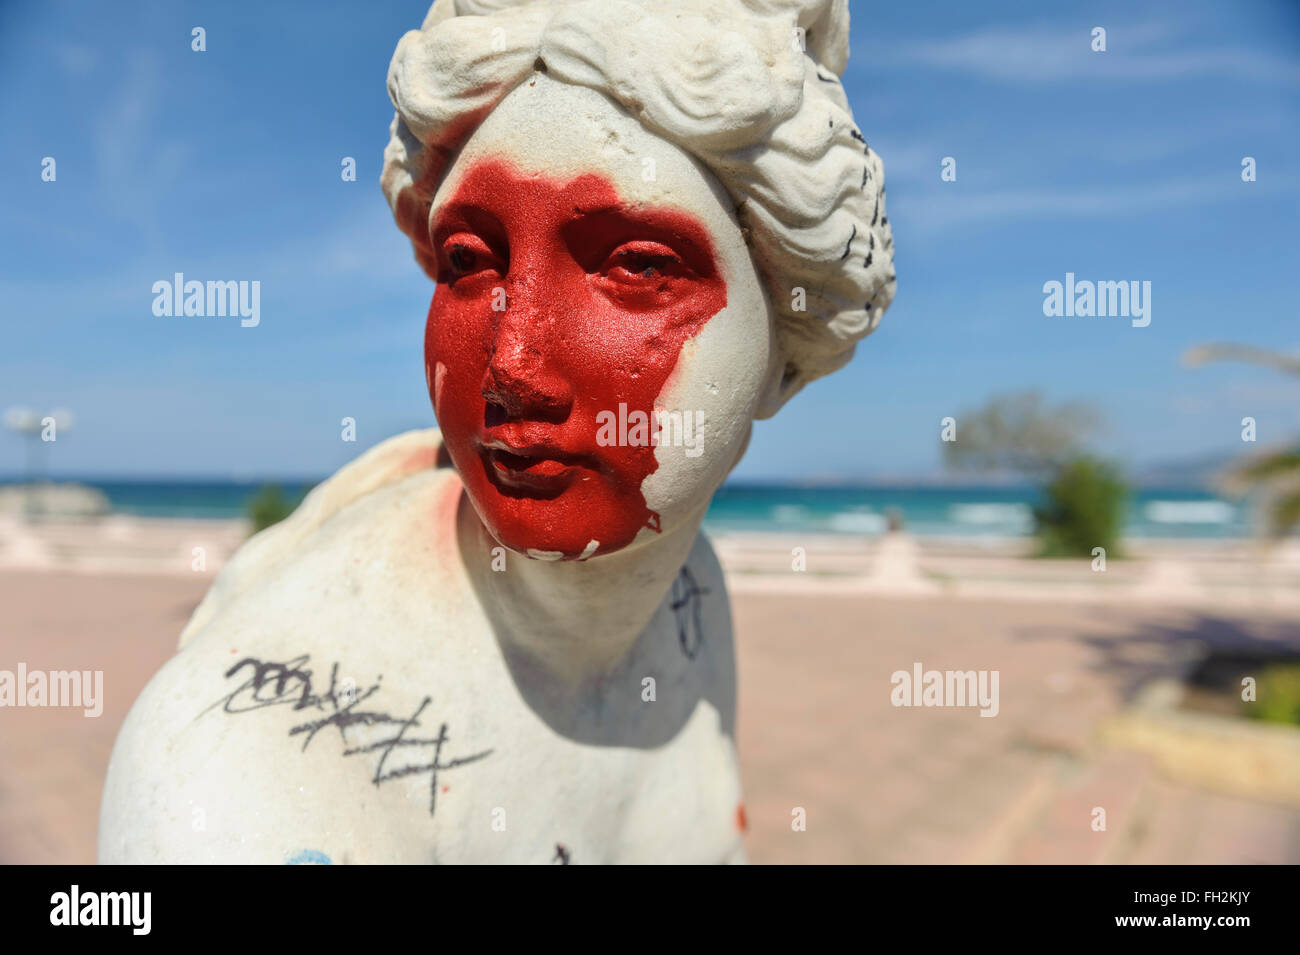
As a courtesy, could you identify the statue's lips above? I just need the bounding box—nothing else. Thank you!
[477,439,601,495]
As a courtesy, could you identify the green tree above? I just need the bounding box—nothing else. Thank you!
[944,390,1126,557]
[1034,457,1127,558]
[941,390,1101,477]
[247,483,299,533]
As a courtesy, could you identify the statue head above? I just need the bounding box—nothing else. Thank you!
[383,0,895,561]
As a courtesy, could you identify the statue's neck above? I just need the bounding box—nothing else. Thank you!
[456,489,703,695]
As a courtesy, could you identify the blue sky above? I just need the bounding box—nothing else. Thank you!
[2,0,1298,481]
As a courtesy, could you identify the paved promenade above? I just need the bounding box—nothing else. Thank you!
[733,591,1300,864]
[2,569,1298,864]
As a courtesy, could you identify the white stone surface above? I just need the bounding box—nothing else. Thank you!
[100,0,888,864]
[100,430,744,863]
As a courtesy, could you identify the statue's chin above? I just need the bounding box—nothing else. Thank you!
[477,501,627,563]
[464,469,665,562]
[484,523,615,563]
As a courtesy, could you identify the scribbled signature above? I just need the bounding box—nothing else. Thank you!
[203,654,492,816]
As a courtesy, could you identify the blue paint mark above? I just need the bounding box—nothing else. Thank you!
[287,849,332,865]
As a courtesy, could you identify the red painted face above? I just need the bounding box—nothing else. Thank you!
[426,159,728,559]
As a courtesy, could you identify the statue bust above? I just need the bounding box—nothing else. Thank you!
[100,0,893,864]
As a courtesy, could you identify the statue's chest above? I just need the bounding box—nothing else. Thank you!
[430,704,744,864]
[212,551,744,862]
[309,672,744,864]
[263,634,742,863]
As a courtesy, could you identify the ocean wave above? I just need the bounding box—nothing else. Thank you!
[1143,500,1235,524]
[827,511,888,534]
[948,503,1033,530]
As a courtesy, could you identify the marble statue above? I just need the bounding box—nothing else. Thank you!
[99,0,894,864]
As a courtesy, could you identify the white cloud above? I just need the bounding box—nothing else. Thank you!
[896,174,1289,233]
[878,21,1300,86]
[90,51,193,245]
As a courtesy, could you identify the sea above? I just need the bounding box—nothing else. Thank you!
[54,479,1255,540]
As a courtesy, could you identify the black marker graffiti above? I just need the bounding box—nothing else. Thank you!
[669,566,710,660]
[204,654,492,816]
[840,223,856,261]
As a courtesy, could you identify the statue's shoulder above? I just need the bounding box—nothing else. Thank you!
[178,428,450,648]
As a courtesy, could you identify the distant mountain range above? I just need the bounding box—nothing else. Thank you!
[1130,450,1246,489]
[753,448,1265,491]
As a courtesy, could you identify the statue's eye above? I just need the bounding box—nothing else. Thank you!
[599,242,686,284]
[440,233,501,281]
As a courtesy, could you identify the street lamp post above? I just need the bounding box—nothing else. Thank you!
[4,407,75,520]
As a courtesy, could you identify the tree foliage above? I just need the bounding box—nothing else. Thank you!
[1184,343,1300,537]
[1033,456,1127,558]
[944,391,1124,557]
[247,483,298,534]
[942,390,1102,478]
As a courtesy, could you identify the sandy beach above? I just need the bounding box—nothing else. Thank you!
[2,516,1300,864]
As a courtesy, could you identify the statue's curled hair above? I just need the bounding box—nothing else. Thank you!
[383,0,895,416]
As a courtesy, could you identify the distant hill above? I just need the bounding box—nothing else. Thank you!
[738,448,1259,491]
[1131,450,1247,490]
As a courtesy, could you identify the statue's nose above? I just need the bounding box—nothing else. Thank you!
[480,313,573,421]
